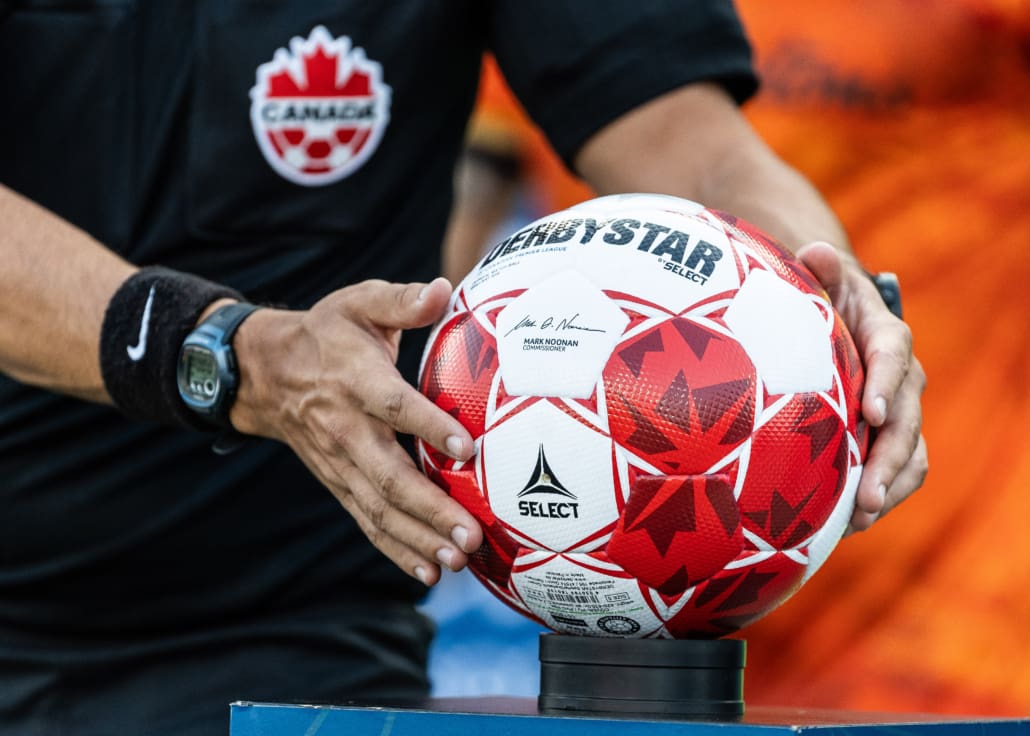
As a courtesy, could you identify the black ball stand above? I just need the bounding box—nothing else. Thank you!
[538,634,746,721]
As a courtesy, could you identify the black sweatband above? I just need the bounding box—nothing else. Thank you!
[100,266,243,430]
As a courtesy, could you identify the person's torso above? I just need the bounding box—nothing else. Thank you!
[0,0,485,635]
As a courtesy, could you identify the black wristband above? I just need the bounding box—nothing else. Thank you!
[99,266,244,430]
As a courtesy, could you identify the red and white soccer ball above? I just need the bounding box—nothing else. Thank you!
[417,194,867,638]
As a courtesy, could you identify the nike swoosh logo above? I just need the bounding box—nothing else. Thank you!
[126,285,156,362]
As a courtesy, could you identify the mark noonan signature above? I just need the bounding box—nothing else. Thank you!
[503,312,607,338]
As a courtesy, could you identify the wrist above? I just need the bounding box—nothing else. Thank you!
[177,302,263,432]
[228,307,304,440]
[838,253,904,319]
[196,297,239,326]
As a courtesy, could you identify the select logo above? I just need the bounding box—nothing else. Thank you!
[517,445,580,519]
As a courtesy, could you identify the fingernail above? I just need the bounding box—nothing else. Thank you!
[878,483,887,506]
[874,396,887,423]
[445,435,465,459]
[414,565,429,585]
[451,525,469,551]
[417,285,430,302]
[436,547,455,569]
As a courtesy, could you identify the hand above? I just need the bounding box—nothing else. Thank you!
[231,277,483,586]
[796,242,928,532]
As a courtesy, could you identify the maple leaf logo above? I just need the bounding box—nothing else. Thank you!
[249,25,391,186]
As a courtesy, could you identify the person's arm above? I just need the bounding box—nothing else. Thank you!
[0,182,481,586]
[575,83,928,531]
[442,145,523,285]
[0,184,134,402]
[577,84,847,258]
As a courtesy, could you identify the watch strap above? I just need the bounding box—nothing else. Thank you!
[196,302,263,346]
[869,272,903,319]
[206,303,265,455]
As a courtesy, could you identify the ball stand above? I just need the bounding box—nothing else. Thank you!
[538,634,746,721]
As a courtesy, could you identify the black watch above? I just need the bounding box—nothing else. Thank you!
[869,271,903,319]
[177,302,262,429]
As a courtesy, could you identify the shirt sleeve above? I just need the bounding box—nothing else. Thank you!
[487,0,759,167]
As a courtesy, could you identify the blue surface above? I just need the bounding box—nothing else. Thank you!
[418,570,544,697]
[229,698,1030,736]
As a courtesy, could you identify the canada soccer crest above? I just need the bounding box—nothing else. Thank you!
[250,25,391,186]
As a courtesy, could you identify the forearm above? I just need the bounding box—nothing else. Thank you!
[697,134,852,256]
[0,184,135,402]
[575,83,852,256]
[442,150,522,284]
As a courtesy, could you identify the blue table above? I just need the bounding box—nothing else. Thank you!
[230,697,1029,736]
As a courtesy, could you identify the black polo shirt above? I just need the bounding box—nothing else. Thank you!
[0,1,755,733]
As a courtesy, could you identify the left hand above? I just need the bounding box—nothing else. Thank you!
[797,242,928,532]
[230,277,482,586]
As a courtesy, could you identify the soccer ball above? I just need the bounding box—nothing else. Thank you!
[417,194,867,638]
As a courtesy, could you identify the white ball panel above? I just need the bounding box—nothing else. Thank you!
[725,269,833,394]
[483,401,618,552]
[494,270,628,399]
[568,192,707,218]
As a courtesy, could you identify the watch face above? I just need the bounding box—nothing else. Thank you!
[179,344,220,405]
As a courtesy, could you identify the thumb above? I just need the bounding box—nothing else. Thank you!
[352,276,454,330]
[796,241,845,302]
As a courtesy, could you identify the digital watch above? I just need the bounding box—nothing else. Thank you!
[176,302,262,429]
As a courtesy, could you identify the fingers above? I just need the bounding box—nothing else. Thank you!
[796,241,845,299]
[346,499,444,587]
[268,277,485,585]
[848,435,928,532]
[300,422,484,585]
[799,241,911,423]
[858,314,913,429]
[341,462,475,586]
[798,242,927,532]
[312,277,475,460]
[347,282,474,458]
[809,247,910,430]
[850,357,928,531]
[354,369,473,461]
[343,350,477,562]
[351,426,482,549]
[882,433,928,517]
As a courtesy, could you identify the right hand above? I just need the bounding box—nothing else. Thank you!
[230,277,483,586]
[796,243,928,532]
